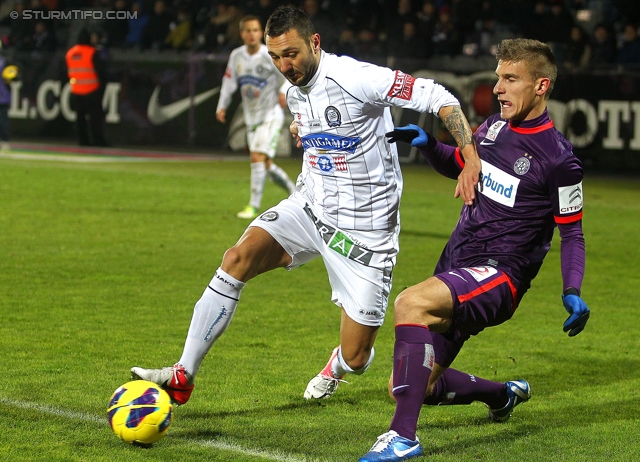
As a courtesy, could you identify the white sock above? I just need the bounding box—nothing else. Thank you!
[249,162,267,209]
[178,268,245,378]
[333,346,375,377]
[268,163,296,194]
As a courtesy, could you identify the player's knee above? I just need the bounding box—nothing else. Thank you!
[222,246,243,268]
[394,288,421,317]
[221,245,254,280]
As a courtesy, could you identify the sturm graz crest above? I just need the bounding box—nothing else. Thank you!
[259,211,279,222]
[325,106,341,127]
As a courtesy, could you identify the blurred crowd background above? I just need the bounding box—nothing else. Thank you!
[0,0,639,71]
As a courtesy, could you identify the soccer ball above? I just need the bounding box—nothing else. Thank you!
[107,380,173,445]
[2,65,18,82]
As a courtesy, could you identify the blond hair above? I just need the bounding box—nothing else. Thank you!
[496,39,557,98]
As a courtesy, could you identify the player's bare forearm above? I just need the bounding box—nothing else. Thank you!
[439,105,480,205]
[440,106,473,151]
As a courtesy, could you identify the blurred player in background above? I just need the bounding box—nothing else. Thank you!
[132,6,480,407]
[216,15,296,219]
[0,41,14,152]
[359,38,590,462]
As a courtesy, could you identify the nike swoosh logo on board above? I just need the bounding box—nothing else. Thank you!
[394,445,420,457]
[147,86,220,125]
[480,139,495,145]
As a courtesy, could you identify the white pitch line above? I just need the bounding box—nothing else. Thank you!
[0,397,323,462]
[0,152,247,163]
[0,152,151,163]
[194,439,320,462]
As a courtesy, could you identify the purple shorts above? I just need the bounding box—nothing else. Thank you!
[433,266,518,368]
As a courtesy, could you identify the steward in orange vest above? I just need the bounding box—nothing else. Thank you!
[65,29,108,146]
[66,43,100,95]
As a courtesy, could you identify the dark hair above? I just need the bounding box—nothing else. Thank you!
[77,29,91,45]
[496,38,557,97]
[265,6,315,41]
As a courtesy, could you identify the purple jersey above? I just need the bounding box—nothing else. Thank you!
[0,55,10,105]
[426,110,584,302]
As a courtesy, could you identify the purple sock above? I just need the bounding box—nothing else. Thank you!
[423,368,507,409]
[389,325,434,440]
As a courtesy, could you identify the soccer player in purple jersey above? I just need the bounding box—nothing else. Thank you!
[359,38,591,462]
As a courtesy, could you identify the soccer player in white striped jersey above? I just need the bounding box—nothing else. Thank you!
[216,15,296,219]
[131,6,480,407]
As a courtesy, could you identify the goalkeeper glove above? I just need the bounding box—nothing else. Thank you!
[562,289,590,337]
[385,124,430,147]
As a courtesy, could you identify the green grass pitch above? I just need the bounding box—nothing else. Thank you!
[0,152,638,461]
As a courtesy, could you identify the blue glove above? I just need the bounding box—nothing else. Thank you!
[562,293,590,336]
[385,124,429,147]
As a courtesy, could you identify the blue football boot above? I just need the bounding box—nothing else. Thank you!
[359,430,423,462]
[488,379,531,422]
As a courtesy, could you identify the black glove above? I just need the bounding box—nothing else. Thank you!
[385,124,430,147]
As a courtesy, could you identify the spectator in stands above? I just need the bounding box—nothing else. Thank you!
[388,20,428,62]
[0,0,20,26]
[564,24,591,70]
[125,2,149,49]
[164,7,192,50]
[200,1,244,52]
[546,0,575,64]
[589,23,617,68]
[335,27,357,58]
[31,19,57,54]
[302,0,342,52]
[251,0,280,27]
[342,0,381,34]
[8,2,35,51]
[548,0,576,37]
[612,1,640,28]
[417,0,438,58]
[104,0,130,48]
[431,6,461,56]
[451,0,480,38]
[525,1,551,43]
[488,0,520,32]
[143,0,175,50]
[384,0,417,51]
[90,30,109,61]
[354,28,385,64]
[29,0,49,16]
[616,23,640,67]
[462,17,498,57]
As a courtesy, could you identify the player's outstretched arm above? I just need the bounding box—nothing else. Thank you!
[438,106,480,206]
[558,220,588,336]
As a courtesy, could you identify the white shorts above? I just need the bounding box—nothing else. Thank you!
[246,116,283,158]
[249,193,398,327]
